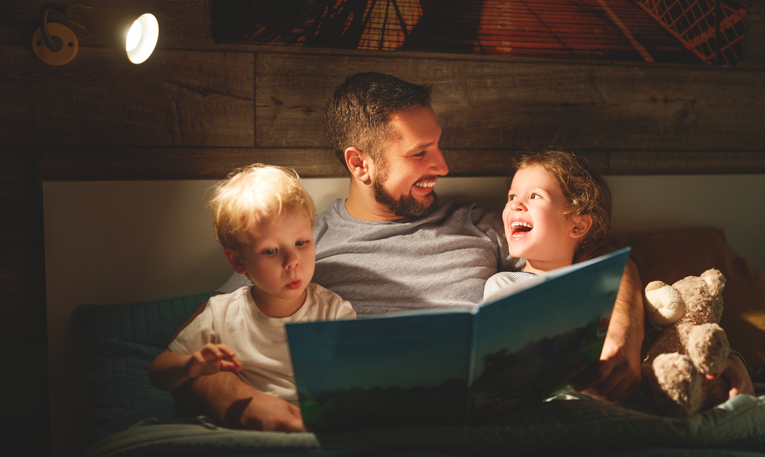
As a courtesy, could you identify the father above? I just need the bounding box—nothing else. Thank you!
[177,72,645,431]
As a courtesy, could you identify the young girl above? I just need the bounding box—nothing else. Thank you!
[484,150,754,401]
[484,149,612,299]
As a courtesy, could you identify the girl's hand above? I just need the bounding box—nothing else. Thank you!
[706,353,754,398]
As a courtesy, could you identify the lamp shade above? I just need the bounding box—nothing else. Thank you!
[67,4,159,64]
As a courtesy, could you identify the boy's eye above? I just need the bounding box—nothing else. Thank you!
[296,240,309,247]
[531,193,542,199]
[508,194,517,201]
[262,248,277,255]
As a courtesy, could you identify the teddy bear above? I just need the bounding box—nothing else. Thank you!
[640,268,731,417]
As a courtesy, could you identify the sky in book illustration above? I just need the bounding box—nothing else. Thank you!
[288,312,473,392]
[472,249,628,364]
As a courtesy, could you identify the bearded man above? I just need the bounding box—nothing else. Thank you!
[183,72,645,432]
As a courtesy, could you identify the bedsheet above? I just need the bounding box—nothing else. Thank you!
[84,392,765,457]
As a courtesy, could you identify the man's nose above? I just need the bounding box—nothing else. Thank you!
[429,147,449,176]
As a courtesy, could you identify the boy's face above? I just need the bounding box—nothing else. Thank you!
[224,209,315,317]
[367,105,449,219]
[503,163,589,273]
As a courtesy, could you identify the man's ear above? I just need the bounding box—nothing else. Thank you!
[345,147,371,184]
[223,247,248,275]
[570,214,593,239]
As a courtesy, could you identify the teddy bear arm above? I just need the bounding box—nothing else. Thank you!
[688,323,730,374]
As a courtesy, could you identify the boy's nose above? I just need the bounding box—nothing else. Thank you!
[284,250,299,269]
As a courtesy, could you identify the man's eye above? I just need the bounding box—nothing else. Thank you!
[413,151,426,157]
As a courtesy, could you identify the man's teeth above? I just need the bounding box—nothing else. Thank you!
[415,181,435,188]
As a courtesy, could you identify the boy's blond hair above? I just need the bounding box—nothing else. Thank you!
[207,164,315,252]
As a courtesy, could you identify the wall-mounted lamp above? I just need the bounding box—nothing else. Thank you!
[32,3,159,65]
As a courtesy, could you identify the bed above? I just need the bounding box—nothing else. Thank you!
[44,180,765,457]
[43,176,765,457]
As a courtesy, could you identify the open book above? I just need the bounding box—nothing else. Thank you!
[286,247,631,431]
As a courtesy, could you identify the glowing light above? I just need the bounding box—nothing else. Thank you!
[126,13,158,64]
[126,21,141,52]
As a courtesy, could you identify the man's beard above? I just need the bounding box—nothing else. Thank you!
[371,174,438,219]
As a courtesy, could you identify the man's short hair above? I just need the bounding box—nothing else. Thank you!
[324,72,432,166]
[207,163,315,252]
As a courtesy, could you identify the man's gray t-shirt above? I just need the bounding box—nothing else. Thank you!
[218,199,522,315]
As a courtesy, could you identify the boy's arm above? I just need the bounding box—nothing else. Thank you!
[174,371,306,432]
[170,298,305,432]
[573,258,644,404]
[149,348,196,391]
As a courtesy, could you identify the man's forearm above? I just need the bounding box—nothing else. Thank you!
[607,259,644,359]
[174,371,258,428]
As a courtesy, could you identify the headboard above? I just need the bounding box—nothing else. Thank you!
[44,174,765,457]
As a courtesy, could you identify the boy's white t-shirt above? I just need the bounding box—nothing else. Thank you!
[169,283,355,404]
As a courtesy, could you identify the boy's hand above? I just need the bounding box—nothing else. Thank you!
[706,353,755,398]
[187,343,243,378]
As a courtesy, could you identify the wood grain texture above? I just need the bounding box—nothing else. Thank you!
[1,45,254,147]
[19,147,765,181]
[256,53,765,152]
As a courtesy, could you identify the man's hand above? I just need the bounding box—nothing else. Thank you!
[234,390,306,432]
[572,259,644,404]
[706,353,755,399]
[177,371,306,432]
[572,339,641,404]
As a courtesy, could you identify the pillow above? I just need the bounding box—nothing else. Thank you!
[77,292,214,442]
[612,227,765,379]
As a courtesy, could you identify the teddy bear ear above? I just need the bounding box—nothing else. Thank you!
[645,283,686,326]
[701,269,726,296]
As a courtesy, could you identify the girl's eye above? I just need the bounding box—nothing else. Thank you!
[508,194,517,201]
[531,193,542,199]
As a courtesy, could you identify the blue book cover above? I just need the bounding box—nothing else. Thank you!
[286,247,630,431]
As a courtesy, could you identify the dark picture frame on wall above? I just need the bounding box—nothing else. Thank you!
[212,0,747,67]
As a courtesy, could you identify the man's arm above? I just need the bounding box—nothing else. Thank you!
[174,371,305,432]
[573,258,644,404]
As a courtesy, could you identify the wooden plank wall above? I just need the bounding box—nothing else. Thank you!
[1,1,764,455]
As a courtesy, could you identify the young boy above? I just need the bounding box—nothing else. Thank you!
[149,164,356,410]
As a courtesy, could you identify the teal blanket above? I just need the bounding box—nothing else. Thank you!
[84,393,765,457]
[78,294,765,457]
